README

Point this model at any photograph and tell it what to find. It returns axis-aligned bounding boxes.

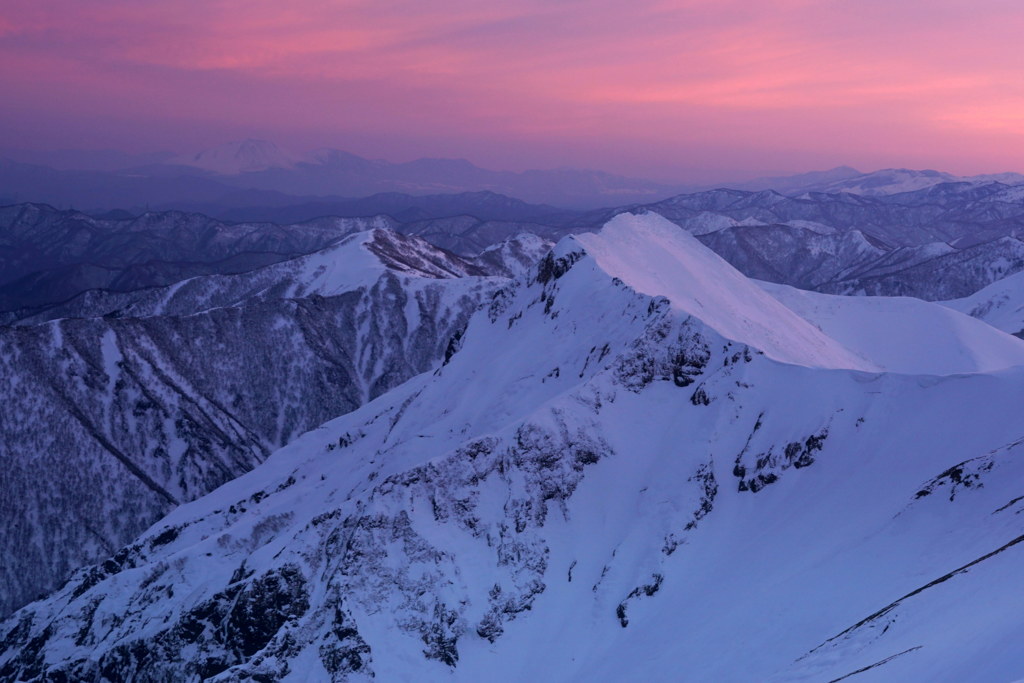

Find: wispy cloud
[1,0,1022,178]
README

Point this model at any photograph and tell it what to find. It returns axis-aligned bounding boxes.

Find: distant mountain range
[171,139,299,174]
[178,190,578,226]
[577,182,1024,300]
[0,203,553,319]
[5,177,1024,324]
[723,165,1024,195]
[0,141,685,210]
[5,139,1023,214]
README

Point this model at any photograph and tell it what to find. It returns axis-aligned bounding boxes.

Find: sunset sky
[2,0,1022,182]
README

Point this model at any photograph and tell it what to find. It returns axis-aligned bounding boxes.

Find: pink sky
[1,0,1022,181]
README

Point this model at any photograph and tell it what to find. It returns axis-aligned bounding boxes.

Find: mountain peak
[569,212,876,370]
[175,139,296,174]
[362,228,488,279]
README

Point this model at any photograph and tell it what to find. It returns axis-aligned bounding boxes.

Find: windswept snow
[763,280,1024,374]
[943,269,1024,338]
[573,212,876,370]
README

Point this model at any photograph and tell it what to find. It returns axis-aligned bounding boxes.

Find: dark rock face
[914,455,995,501]
[614,315,711,393]
[319,605,373,679]
[77,565,311,682]
[616,574,664,627]
[733,429,830,493]
[0,407,614,680]
[533,250,584,286]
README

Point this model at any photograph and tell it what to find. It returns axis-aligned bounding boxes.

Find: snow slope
[4,213,1024,682]
[943,270,1024,338]
[575,213,874,370]
[762,280,1024,374]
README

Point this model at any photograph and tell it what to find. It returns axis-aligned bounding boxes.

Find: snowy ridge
[943,270,1024,338]
[762,281,1024,374]
[786,167,1024,197]
[819,168,959,195]
[573,213,875,370]
[469,233,554,279]
[3,214,1024,681]
[173,139,297,174]
[0,204,389,321]
[23,226,492,322]
[580,182,1024,300]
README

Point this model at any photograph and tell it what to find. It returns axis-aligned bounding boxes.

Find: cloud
[1,0,1022,178]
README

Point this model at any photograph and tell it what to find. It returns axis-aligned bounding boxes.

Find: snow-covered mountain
[815,168,1024,196]
[729,166,1024,197]
[5,213,1024,681]
[0,229,501,619]
[0,204,545,322]
[818,235,1024,300]
[161,144,686,208]
[386,215,558,257]
[716,165,864,195]
[693,224,1023,300]
[0,204,376,320]
[814,168,961,195]
[172,140,298,175]
[7,178,1024,320]
[695,225,887,289]
[562,183,1024,299]
[581,183,1024,247]
[21,228,495,322]
[467,233,553,279]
